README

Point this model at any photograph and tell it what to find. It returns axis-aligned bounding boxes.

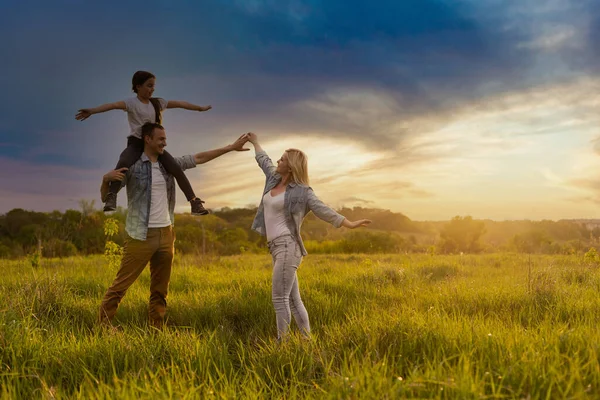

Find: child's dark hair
[141,122,164,140]
[132,71,156,93]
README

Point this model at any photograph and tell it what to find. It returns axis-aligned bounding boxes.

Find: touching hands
[230,134,251,152]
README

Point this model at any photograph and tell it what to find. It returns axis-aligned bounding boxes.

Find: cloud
[408,189,435,198]
[339,196,374,205]
[564,195,600,205]
[0,0,563,161]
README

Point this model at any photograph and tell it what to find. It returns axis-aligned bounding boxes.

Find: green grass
[1,253,600,398]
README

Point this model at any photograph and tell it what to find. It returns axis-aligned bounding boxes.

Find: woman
[247,132,371,341]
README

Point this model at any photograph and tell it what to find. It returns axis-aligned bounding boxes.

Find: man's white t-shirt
[148,161,171,228]
[123,97,168,139]
[263,191,291,242]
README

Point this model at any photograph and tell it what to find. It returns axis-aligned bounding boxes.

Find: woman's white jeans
[268,234,310,340]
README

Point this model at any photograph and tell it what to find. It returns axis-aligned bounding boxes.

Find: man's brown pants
[99,226,174,328]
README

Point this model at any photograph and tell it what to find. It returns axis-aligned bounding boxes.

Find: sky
[2,0,600,221]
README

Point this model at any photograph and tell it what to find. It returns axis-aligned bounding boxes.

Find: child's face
[136,78,156,98]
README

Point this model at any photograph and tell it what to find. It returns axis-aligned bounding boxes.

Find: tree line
[0,203,598,258]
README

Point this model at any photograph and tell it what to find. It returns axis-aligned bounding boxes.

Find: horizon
[4,204,600,224]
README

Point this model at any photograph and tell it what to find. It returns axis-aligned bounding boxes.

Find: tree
[439,216,486,253]
[509,230,551,253]
[218,228,252,255]
[79,199,96,218]
[341,231,401,253]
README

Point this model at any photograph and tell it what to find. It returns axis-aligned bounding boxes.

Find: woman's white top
[262,191,291,241]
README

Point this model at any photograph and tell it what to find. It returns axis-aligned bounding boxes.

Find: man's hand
[75,109,92,121]
[229,133,250,152]
[101,168,127,202]
[103,168,128,183]
[197,105,212,112]
[343,219,372,229]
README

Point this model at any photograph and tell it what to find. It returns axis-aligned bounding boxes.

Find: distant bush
[439,216,486,253]
[304,240,343,254]
[341,231,402,253]
[0,244,10,258]
[42,239,78,258]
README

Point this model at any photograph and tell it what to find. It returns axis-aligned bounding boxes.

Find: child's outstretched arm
[166,101,212,112]
[75,101,126,121]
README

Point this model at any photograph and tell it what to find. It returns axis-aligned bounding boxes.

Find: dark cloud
[0,1,535,143]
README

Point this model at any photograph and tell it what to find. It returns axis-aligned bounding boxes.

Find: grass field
[1,253,600,399]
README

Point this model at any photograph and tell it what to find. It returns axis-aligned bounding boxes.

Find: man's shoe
[103,193,117,212]
[191,198,209,216]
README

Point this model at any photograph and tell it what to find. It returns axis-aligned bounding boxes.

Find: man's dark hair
[141,122,164,141]
[132,70,156,93]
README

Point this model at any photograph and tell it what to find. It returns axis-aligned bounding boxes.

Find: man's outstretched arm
[193,133,250,164]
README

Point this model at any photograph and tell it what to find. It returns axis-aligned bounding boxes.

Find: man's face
[145,127,167,155]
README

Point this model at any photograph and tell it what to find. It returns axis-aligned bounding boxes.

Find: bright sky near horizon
[2,0,600,220]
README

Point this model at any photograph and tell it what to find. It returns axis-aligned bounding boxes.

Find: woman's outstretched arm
[247,132,277,178]
[307,188,372,228]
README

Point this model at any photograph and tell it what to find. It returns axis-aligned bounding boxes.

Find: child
[76,71,211,215]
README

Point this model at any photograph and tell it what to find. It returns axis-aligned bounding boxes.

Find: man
[99,122,249,328]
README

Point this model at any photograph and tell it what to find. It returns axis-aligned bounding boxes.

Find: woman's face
[276,152,290,175]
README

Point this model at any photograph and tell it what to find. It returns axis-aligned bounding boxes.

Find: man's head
[141,122,166,156]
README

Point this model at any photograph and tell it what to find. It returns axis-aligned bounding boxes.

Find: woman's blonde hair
[285,148,309,185]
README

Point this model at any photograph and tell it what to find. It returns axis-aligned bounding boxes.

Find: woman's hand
[342,219,372,229]
[246,132,258,144]
[246,132,264,153]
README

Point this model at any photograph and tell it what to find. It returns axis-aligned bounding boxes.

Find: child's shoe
[103,193,117,212]
[191,198,209,216]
